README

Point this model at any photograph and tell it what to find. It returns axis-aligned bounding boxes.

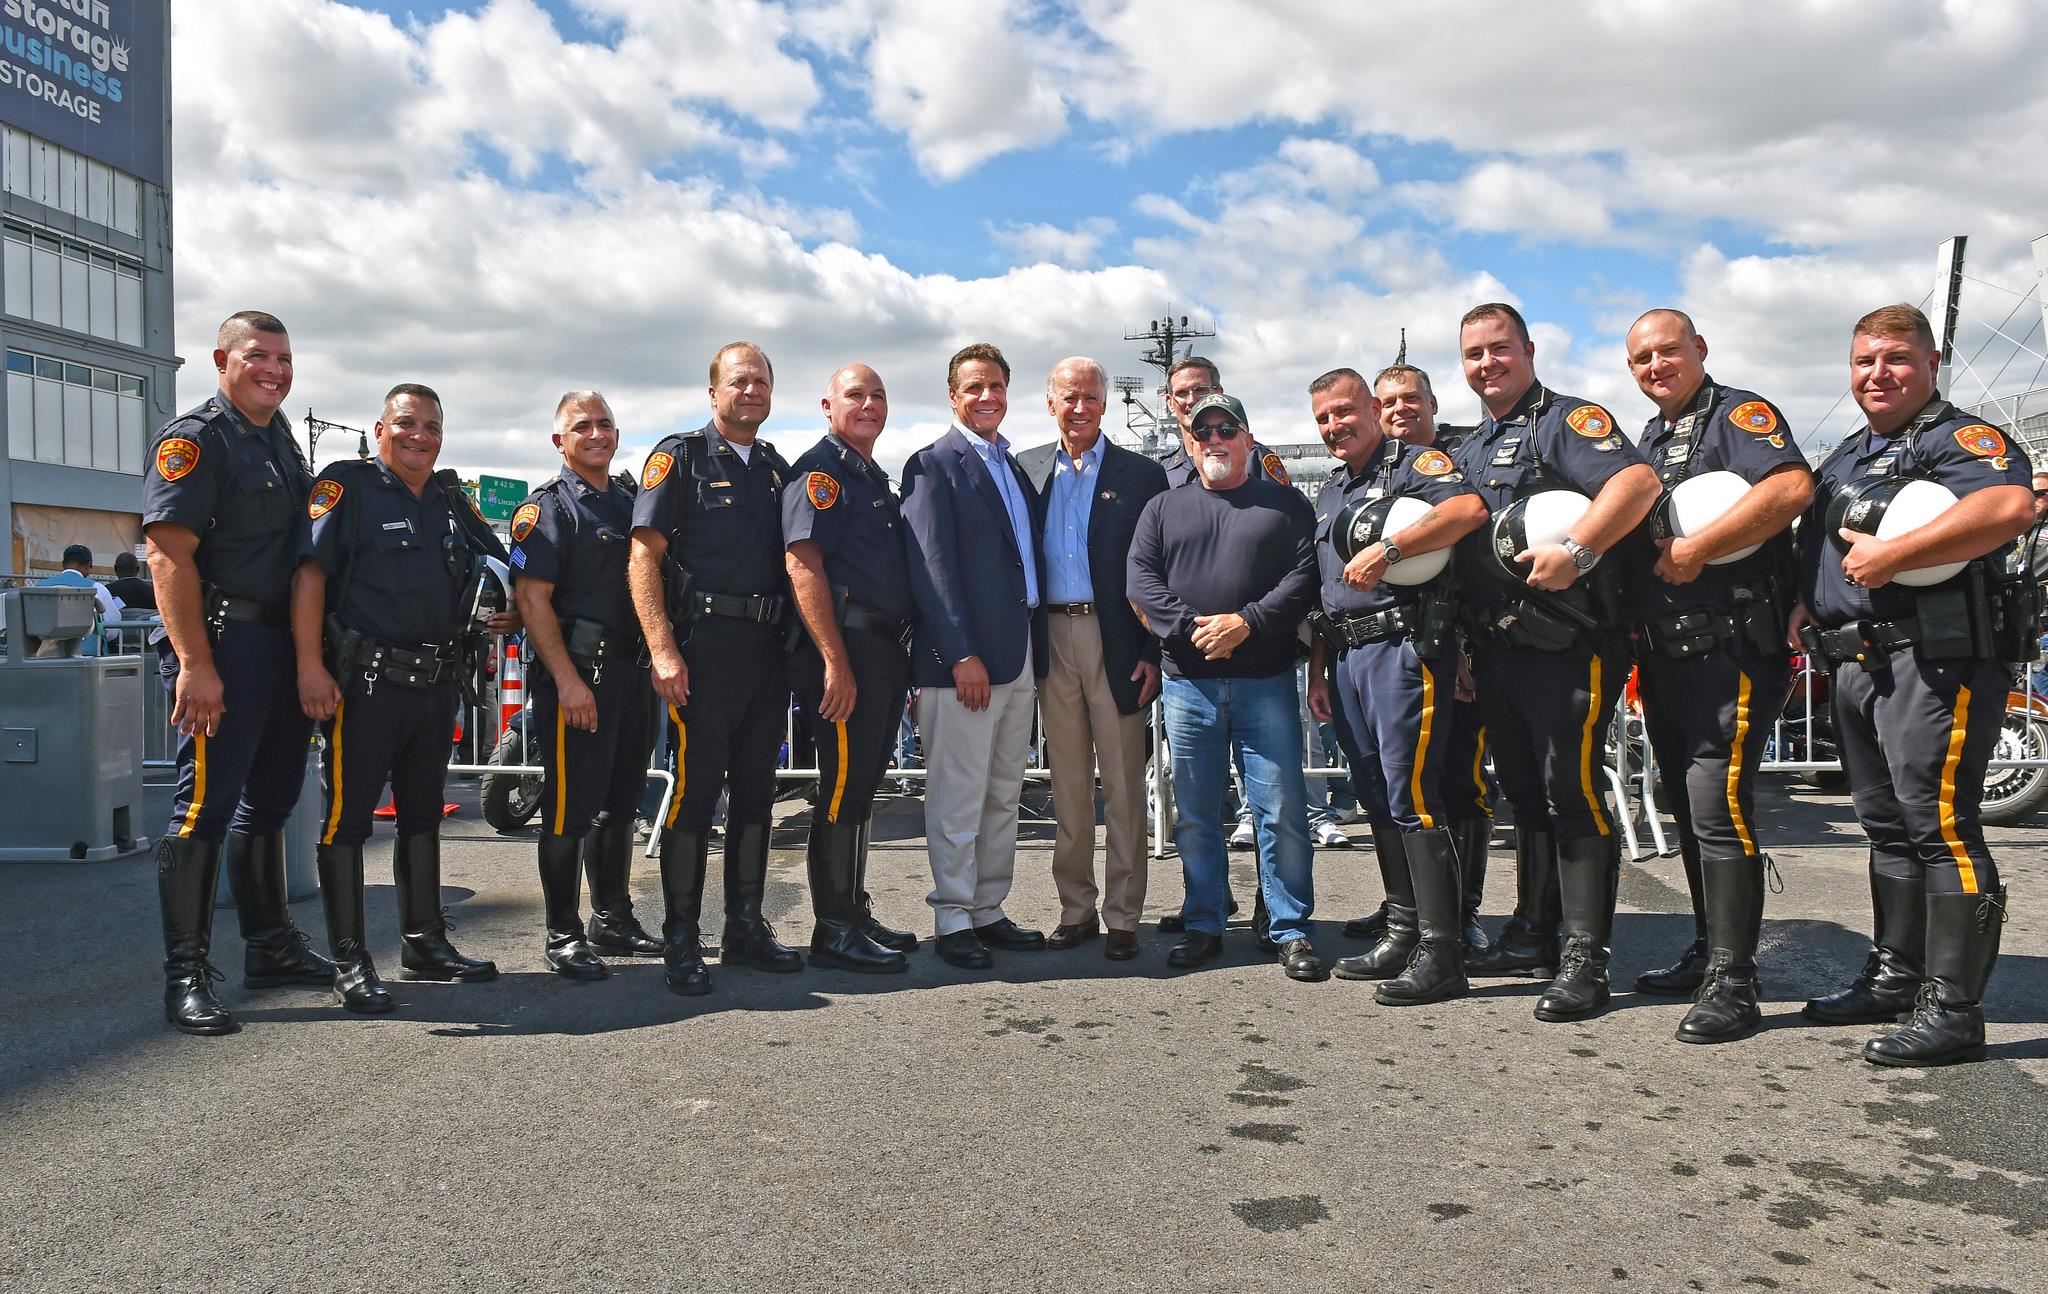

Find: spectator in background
[109,550,156,611]
[35,544,119,656]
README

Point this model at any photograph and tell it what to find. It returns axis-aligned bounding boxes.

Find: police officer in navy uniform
[1302,368,1489,1005]
[783,362,921,973]
[1616,310,1814,1043]
[628,342,802,996]
[1450,303,1662,1021]
[293,383,510,1013]
[142,310,333,1036]
[1794,304,2035,1067]
[1353,364,1495,958]
[508,391,662,982]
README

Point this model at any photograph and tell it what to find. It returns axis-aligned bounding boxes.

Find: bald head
[822,362,888,459]
[1626,307,1710,419]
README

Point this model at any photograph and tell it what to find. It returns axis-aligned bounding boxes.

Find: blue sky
[171,2,2048,480]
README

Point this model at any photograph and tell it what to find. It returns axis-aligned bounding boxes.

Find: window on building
[0,126,142,237]
[5,347,147,475]
[2,223,146,346]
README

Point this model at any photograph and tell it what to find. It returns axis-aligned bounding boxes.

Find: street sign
[476,474,528,522]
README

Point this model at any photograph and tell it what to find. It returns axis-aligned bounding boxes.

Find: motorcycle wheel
[481,726,544,832]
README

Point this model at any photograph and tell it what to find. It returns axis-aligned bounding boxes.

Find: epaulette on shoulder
[316,457,381,478]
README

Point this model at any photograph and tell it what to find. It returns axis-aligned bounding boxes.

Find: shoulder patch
[1565,405,1616,438]
[642,451,675,490]
[806,471,840,510]
[307,479,343,520]
[510,501,542,542]
[1728,400,1779,436]
[155,436,201,482]
[1954,424,2007,458]
[1261,451,1290,485]
[1413,449,1455,477]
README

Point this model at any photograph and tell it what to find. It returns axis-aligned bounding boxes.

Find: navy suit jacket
[900,425,1049,689]
[1017,438,1168,715]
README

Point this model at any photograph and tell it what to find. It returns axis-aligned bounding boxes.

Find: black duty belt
[1044,601,1095,616]
[358,639,458,691]
[689,590,786,624]
[1808,618,1922,665]
[1317,605,1415,650]
[203,587,288,630]
[558,616,643,684]
[1636,609,1738,660]
[842,600,914,645]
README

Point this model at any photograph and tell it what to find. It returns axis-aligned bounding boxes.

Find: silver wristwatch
[1380,540,1404,567]
[1561,538,1599,571]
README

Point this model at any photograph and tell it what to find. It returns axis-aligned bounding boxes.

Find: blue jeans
[1163,672,1314,941]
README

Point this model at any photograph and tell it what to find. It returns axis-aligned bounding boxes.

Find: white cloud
[988,217,1116,267]
[861,0,1067,179]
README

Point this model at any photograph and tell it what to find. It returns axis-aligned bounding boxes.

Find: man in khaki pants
[1018,358,1169,959]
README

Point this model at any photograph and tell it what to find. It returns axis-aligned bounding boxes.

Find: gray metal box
[0,648,148,863]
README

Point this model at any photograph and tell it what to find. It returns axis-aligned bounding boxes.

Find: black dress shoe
[973,918,1046,950]
[1167,932,1223,968]
[1047,917,1100,950]
[1157,913,1186,932]
[936,929,993,969]
[1280,938,1327,982]
[1104,929,1140,961]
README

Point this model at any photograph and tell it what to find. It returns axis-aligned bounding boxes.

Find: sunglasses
[1191,421,1242,443]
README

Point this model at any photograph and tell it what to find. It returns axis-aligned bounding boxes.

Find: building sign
[475,474,528,523]
[0,1,165,186]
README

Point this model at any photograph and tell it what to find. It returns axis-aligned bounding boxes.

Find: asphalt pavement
[1,774,2043,1294]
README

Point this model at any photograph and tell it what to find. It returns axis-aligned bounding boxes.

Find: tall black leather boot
[1468,826,1559,976]
[720,822,803,972]
[317,842,394,1015]
[393,832,498,982]
[1865,887,2005,1068]
[659,827,712,995]
[1637,835,1710,995]
[224,829,334,988]
[539,831,607,982]
[1677,854,1766,1044]
[1334,828,1418,980]
[583,816,663,956]
[1804,870,1923,1024]
[1452,816,1491,958]
[855,822,917,952]
[157,837,238,1035]
[1535,834,1617,1021]
[1341,901,1389,942]
[808,820,908,973]
[1376,829,1468,1006]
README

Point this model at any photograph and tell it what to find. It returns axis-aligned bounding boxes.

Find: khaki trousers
[917,644,1036,936]
[1040,613,1150,932]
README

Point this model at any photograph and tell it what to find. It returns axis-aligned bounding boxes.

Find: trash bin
[0,588,149,862]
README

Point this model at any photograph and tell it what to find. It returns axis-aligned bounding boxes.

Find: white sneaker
[1313,821,1350,848]
[1229,821,1256,850]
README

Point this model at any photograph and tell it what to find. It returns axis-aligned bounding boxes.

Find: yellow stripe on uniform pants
[664,704,687,829]
[552,703,569,836]
[1578,654,1611,836]
[1938,683,1979,893]
[1725,672,1755,856]
[1407,666,1437,830]
[826,720,850,823]
[321,699,347,845]
[177,731,208,838]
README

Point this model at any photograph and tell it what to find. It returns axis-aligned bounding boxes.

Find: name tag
[1663,444,1689,466]
[381,521,410,531]
[1490,437,1522,467]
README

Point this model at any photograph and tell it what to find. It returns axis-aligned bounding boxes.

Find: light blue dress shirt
[1043,438,1100,604]
[961,423,1039,609]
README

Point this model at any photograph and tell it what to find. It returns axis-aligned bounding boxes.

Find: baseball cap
[1189,392,1249,431]
[61,544,93,566]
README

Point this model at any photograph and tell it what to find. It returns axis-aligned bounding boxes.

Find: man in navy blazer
[1017,358,1169,960]
[900,342,1051,968]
